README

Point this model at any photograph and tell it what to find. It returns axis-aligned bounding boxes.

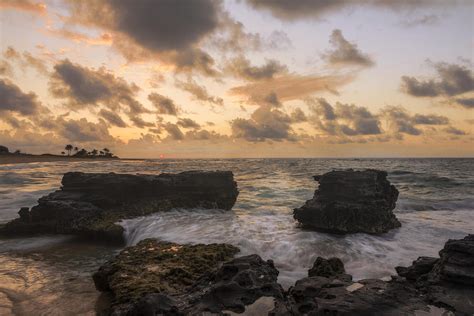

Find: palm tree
[65,144,73,156]
[74,147,79,154]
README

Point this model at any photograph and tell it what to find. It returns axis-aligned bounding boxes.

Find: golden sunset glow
[0,0,472,158]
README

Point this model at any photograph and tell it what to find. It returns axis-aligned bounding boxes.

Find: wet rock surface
[93,239,287,315]
[94,235,474,315]
[396,234,474,314]
[294,169,401,234]
[0,171,239,243]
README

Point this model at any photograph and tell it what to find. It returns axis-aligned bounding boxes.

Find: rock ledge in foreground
[0,171,239,243]
[93,239,287,315]
[294,169,401,234]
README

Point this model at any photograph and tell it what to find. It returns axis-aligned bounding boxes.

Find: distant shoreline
[0,155,120,165]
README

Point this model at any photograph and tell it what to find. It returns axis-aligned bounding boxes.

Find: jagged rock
[396,234,474,314]
[0,171,239,243]
[93,239,287,315]
[432,234,474,285]
[395,256,438,281]
[294,169,401,234]
[308,257,349,280]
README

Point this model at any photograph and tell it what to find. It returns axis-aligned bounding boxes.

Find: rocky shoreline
[0,171,239,243]
[1,168,472,314]
[94,235,474,315]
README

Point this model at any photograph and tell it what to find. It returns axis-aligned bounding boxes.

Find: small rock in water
[294,169,401,234]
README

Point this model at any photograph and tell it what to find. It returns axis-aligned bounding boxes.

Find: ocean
[0,158,473,315]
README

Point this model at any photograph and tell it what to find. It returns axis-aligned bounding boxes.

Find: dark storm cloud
[412,114,449,125]
[177,118,201,129]
[67,0,222,76]
[246,0,452,21]
[68,0,220,52]
[309,98,381,136]
[99,109,128,128]
[175,78,223,106]
[231,104,295,142]
[226,56,287,81]
[324,29,374,67]
[454,97,474,109]
[111,0,219,52]
[148,93,179,116]
[401,62,474,97]
[0,79,41,115]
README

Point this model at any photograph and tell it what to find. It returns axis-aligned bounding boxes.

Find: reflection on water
[0,158,473,314]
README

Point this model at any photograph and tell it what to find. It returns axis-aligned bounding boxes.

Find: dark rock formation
[0,171,238,243]
[308,257,348,279]
[294,169,401,234]
[395,256,438,281]
[93,239,287,315]
[396,234,474,314]
[93,236,474,315]
[0,145,8,154]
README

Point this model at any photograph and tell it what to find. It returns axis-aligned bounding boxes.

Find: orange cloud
[229,73,354,101]
[0,0,46,14]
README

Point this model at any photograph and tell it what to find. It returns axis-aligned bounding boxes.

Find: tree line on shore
[0,144,117,159]
[62,145,116,158]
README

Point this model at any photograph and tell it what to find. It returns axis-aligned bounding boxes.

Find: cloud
[0,60,13,77]
[57,117,116,142]
[309,98,381,136]
[290,107,308,123]
[323,29,374,67]
[0,0,46,14]
[401,14,440,27]
[412,114,449,125]
[401,62,474,98]
[381,106,422,136]
[177,118,201,129]
[99,109,128,128]
[164,123,184,140]
[231,103,295,142]
[0,79,41,115]
[246,0,452,21]
[226,55,288,80]
[230,73,354,101]
[444,126,467,135]
[454,97,474,109]
[49,59,151,126]
[175,78,223,106]
[148,93,179,115]
[65,0,224,76]
[3,46,48,75]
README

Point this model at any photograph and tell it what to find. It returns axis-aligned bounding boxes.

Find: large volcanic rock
[0,171,238,243]
[294,169,401,234]
[93,239,287,315]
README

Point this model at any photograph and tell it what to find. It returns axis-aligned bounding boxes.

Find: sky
[0,0,473,158]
